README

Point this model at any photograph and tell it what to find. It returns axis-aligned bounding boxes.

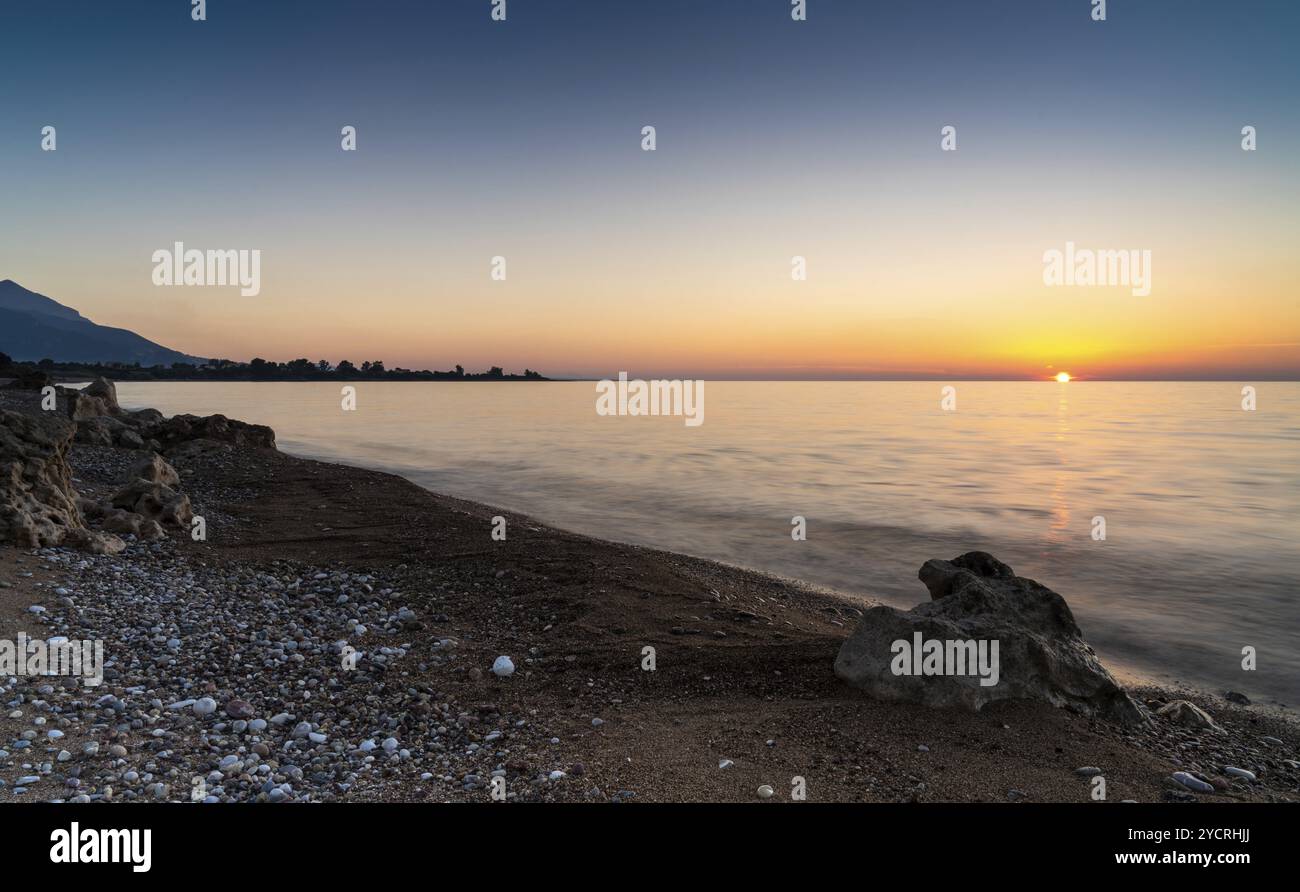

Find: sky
[1,0,1297,380]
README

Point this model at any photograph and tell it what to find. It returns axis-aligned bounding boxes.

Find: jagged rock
[74,414,150,449]
[76,496,106,520]
[834,552,1147,725]
[64,377,121,421]
[102,508,166,541]
[127,407,164,427]
[73,416,117,446]
[0,409,117,552]
[62,527,126,554]
[131,453,181,488]
[1157,699,1224,733]
[66,390,111,421]
[83,376,119,409]
[155,413,276,451]
[110,478,192,527]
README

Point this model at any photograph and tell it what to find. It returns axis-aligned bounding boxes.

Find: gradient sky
[1,0,1297,379]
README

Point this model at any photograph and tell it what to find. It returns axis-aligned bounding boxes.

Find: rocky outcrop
[834,552,1147,725]
[153,413,276,451]
[0,409,124,553]
[0,385,266,550]
[53,380,171,451]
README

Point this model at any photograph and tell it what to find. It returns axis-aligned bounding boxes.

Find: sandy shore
[1,387,1298,803]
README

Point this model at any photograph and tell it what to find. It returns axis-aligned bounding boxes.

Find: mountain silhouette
[0,279,203,366]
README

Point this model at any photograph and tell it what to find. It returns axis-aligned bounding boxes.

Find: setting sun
[1055,372,1072,383]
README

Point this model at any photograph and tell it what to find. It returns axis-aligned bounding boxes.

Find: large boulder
[83,376,119,409]
[64,377,122,421]
[110,478,192,527]
[834,552,1147,725]
[0,409,123,552]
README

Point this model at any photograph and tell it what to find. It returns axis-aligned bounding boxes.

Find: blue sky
[1,0,1297,377]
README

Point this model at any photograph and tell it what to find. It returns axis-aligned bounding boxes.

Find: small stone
[1157,700,1223,734]
[491,656,515,678]
[1223,767,1256,782]
[1172,771,1214,794]
[192,697,217,717]
[225,699,255,719]
[757,784,774,799]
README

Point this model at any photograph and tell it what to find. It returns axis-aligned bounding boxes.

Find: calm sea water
[117,381,1300,705]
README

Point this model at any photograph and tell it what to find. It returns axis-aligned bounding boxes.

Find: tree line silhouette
[0,352,547,383]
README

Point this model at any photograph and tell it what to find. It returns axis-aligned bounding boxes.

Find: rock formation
[66,376,120,421]
[153,413,276,451]
[834,551,1147,725]
[1,379,268,552]
[0,409,124,553]
[110,477,192,528]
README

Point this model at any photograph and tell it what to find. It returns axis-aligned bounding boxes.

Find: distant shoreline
[0,359,549,385]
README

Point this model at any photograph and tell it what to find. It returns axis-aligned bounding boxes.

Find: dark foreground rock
[0,380,267,553]
[834,552,1148,725]
[154,413,276,451]
[0,409,123,553]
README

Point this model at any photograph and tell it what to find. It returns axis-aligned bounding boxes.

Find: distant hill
[0,279,204,366]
